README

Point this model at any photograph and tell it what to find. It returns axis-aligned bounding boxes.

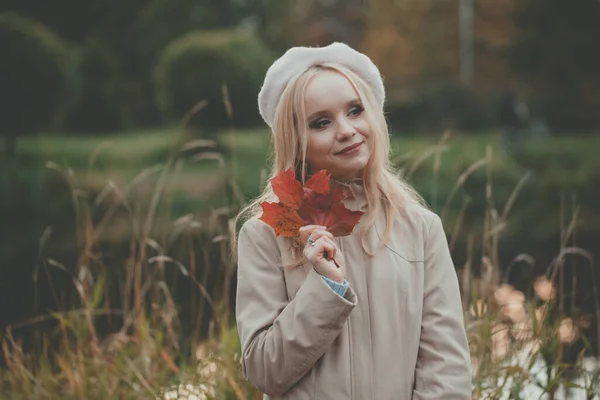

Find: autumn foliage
[259,169,364,237]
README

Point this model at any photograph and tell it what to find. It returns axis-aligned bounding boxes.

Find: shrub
[155,30,274,132]
[386,81,493,134]
[510,0,600,132]
[0,13,76,153]
[62,38,125,133]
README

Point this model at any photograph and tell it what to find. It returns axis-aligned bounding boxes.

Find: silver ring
[307,237,316,247]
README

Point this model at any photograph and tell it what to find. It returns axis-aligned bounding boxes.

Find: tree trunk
[459,0,475,86]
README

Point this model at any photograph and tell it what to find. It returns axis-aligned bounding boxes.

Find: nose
[335,117,356,141]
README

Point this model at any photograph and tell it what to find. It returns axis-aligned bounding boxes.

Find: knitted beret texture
[257,42,385,128]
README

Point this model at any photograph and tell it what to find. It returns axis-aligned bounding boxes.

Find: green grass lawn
[11,127,512,190]
[9,127,266,214]
[5,126,600,241]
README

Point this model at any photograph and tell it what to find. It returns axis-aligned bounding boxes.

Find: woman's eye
[349,105,364,116]
[309,119,330,130]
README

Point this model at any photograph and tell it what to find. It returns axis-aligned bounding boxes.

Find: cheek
[307,136,331,157]
[359,123,374,147]
[358,120,372,138]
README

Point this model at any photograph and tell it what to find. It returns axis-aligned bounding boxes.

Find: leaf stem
[324,251,340,268]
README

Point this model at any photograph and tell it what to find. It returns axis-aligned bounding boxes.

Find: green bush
[0,13,76,153]
[386,81,493,134]
[155,30,274,132]
[510,0,600,132]
[62,38,125,133]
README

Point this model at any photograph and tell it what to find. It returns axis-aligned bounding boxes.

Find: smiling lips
[336,141,363,155]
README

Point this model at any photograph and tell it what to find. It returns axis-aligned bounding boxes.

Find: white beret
[258,42,385,128]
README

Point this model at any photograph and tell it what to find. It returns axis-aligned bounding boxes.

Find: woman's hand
[299,225,346,284]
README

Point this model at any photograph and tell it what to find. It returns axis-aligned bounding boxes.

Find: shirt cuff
[320,274,349,297]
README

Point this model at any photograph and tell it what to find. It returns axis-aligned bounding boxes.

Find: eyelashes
[309,119,330,130]
[308,105,364,131]
[349,105,364,116]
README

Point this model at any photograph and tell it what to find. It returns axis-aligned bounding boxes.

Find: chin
[314,154,369,179]
[331,165,366,180]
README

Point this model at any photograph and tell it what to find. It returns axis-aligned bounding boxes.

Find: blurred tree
[134,0,277,55]
[1,0,160,130]
[0,0,92,42]
[474,0,518,94]
[278,0,367,48]
[362,0,458,93]
[155,30,274,132]
[362,0,521,97]
[0,13,77,154]
[362,0,485,133]
[132,0,284,127]
[1,0,281,131]
[510,0,600,131]
[62,38,126,133]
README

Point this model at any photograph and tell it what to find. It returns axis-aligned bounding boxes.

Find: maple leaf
[331,186,348,203]
[271,168,303,209]
[323,202,364,237]
[259,169,364,238]
[298,192,363,236]
[298,192,331,223]
[259,202,304,237]
[304,169,330,194]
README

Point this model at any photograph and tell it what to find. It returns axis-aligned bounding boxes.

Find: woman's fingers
[299,225,322,235]
[304,233,336,258]
[319,238,336,257]
[304,236,346,281]
[319,236,337,259]
[317,229,335,242]
[300,226,345,277]
[304,236,338,261]
[299,225,327,246]
[303,228,334,248]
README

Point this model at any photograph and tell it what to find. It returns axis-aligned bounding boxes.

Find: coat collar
[331,178,368,212]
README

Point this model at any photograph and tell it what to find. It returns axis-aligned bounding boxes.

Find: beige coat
[235,181,472,399]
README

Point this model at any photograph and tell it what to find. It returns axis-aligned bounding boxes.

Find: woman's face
[302,70,372,180]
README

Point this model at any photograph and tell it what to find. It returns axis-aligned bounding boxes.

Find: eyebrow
[306,98,362,121]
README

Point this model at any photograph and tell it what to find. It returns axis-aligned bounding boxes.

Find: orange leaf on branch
[259,169,364,238]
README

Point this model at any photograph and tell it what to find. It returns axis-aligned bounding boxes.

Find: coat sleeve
[412,214,472,399]
[235,218,357,397]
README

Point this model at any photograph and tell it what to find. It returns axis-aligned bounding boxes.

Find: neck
[332,176,363,184]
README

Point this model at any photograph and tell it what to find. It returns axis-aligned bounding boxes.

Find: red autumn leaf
[304,169,330,194]
[331,186,348,203]
[259,169,364,238]
[271,168,303,209]
[298,193,363,236]
[298,192,331,222]
[323,202,364,237]
[259,202,304,237]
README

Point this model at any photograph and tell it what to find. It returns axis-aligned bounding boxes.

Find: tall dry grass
[397,132,600,399]
[1,124,598,399]
[0,110,261,399]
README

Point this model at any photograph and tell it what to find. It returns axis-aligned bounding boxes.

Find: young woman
[234,42,471,399]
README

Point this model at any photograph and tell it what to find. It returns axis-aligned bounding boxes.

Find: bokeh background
[1,0,599,398]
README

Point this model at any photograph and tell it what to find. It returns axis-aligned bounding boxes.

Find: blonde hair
[233,63,426,262]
